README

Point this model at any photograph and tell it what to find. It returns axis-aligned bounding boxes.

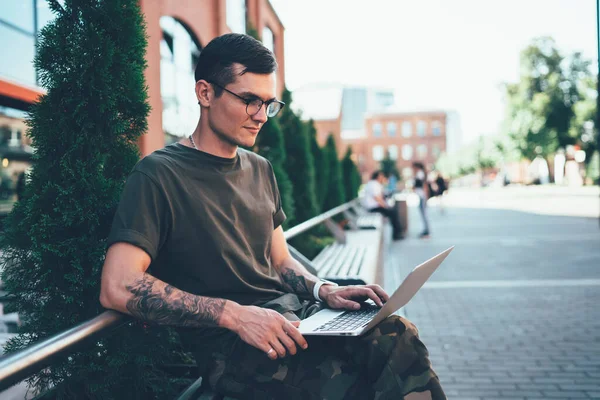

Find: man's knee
[369,315,420,339]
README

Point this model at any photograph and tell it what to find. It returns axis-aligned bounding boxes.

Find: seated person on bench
[362,170,403,240]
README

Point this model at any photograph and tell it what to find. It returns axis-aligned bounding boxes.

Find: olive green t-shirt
[107,143,287,306]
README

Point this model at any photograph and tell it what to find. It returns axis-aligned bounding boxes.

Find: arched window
[262,26,274,52]
[402,121,412,137]
[372,145,384,161]
[160,17,201,145]
[226,0,247,34]
[387,122,397,137]
[372,123,382,138]
[417,120,427,137]
[402,145,413,160]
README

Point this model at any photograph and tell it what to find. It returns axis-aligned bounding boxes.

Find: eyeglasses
[208,81,285,118]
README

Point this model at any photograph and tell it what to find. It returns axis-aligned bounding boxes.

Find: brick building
[293,85,451,182]
[361,111,447,181]
[0,0,285,157]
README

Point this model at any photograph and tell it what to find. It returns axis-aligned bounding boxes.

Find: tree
[244,23,296,227]
[586,151,599,184]
[341,147,362,202]
[253,118,295,229]
[570,75,598,164]
[379,152,399,180]
[323,135,345,210]
[504,37,593,160]
[307,119,329,212]
[278,88,319,224]
[0,1,185,397]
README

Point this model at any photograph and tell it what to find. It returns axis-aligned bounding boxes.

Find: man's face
[205,64,277,148]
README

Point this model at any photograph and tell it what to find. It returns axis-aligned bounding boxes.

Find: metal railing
[0,200,359,395]
[0,311,128,392]
[283,200,356,240]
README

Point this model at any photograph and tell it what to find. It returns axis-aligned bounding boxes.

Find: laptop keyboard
[314,307,380,332]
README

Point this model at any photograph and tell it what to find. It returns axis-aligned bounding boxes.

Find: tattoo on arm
[125,274,226,328]
[280,267,310,295]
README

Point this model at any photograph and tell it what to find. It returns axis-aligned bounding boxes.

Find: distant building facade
[293,84,454,182]
[362,111,447,181]
[0,0,285,157]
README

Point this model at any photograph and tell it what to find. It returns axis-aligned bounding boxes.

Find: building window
[0,24,36,86]
[226,0,246,34]
[402,121,412,137]
[387,122,397,137]
[160,16,201,145]
[262,26,274,52]
[372,145,384,161]
[432,145,441,158]
[402,145,413,160]
[0,0,59,87]
[432,121,442,136]
[388,145,398,160]
[1,1,34,33]
[402,167,413,180]
[417,121,427,137]
[373,123,382,138]
[417,144,427,159]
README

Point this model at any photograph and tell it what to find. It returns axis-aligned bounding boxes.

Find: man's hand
[224,304,308,360]
[320,284,390,310]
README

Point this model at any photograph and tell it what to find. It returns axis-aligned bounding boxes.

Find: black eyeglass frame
[207,81,285,118]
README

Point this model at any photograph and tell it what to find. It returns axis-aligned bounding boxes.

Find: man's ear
[196,80,212,107]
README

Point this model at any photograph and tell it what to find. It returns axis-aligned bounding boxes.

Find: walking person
[434,172,448,215]
[412,162,431,238]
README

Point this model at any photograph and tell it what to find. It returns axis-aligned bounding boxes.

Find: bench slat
[332,246,359,277]
[319,245,352,277]
[349,246,367,277]
[312,243,339,271]
[322,245,353,277]
[313,244,344,274]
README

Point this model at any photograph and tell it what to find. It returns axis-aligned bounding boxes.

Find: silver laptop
[299,247,454,336]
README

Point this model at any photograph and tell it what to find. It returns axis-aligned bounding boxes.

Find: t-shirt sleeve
[107,170,171,261]
[266,161,287,229]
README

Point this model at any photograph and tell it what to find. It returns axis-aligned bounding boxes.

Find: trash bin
[393,193,408,238]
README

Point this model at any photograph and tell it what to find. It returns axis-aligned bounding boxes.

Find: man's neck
[185,121,238,159]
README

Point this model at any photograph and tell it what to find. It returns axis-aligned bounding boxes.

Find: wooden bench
[343,202,383,230]
[308,213,384,286]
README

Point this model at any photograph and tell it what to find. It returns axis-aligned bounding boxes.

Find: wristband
[313,279,339,301]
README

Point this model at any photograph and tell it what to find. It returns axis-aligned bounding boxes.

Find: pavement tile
[385,201,600,400]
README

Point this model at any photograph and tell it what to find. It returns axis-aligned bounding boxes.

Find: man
[362,170,402,240]
[100,34,445,399]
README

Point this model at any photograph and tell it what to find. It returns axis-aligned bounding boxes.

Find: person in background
[434,172,448,215]
[412,162,431,238]
[362,170,402,240]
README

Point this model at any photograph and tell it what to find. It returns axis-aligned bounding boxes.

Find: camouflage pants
[205,315,446,400]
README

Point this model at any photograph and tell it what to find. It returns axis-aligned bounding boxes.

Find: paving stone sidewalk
[384,191,600,400]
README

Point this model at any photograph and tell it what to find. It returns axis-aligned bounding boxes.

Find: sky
[269,0,598,146]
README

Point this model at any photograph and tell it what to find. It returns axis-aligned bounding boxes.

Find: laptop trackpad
[299,308,345,334]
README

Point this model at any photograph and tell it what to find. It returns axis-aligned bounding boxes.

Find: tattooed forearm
[280,266,311,295]
[125,274,226,328]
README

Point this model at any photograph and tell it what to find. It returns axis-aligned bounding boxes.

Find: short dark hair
[412,162,425,171]
[194,33,277,96]
[371,170,383,180]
